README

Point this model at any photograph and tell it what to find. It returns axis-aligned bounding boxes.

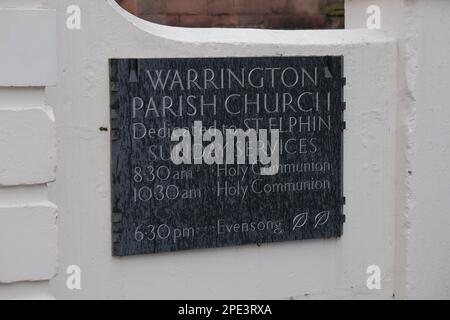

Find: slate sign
[110,56,345,256]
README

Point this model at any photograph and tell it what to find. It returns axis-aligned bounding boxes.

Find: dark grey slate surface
[110,56,345,256]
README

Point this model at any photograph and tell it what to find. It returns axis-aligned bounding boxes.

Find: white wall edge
[106,0,394,46]
[0,8,56,86]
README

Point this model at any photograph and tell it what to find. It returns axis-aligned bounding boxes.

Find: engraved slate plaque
[110,56,345,256]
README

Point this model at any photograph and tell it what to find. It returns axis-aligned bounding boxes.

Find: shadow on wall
[116,0,344,29]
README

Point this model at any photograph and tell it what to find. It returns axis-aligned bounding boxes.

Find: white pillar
[47,0,398,299]
[347,0,450,300]
[0,1,57,299]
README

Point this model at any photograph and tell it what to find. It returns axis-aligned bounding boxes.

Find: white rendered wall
[0,0,447,300]
[347,0,450,300]
[46,0,397,299]
[0,1,57,299]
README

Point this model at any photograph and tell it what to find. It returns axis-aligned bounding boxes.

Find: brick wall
[117,0,344,29]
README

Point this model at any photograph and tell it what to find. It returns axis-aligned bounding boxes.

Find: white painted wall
[346,0,450,300]
[46,0,397,299]
[2,0,448,300]
[0,2,57,299]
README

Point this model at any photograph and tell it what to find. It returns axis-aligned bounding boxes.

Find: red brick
[287,0,320,15]
[207,0,236,15]
[140,14,167,25]
[212,15,239,27]
[235,0,272,15]
[137,0,166,15]
[264,13,325,29]
[119,0,139,15]
[237,14,266,28]
[129,0,341,30]
[179,14,213,27]
[271,0,289,14]
[166,0,208,15]
[139,13,180,27]
[165,14,181,26]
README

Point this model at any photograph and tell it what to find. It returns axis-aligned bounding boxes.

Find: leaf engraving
[292,211,308,231]
[314,211,330,229]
